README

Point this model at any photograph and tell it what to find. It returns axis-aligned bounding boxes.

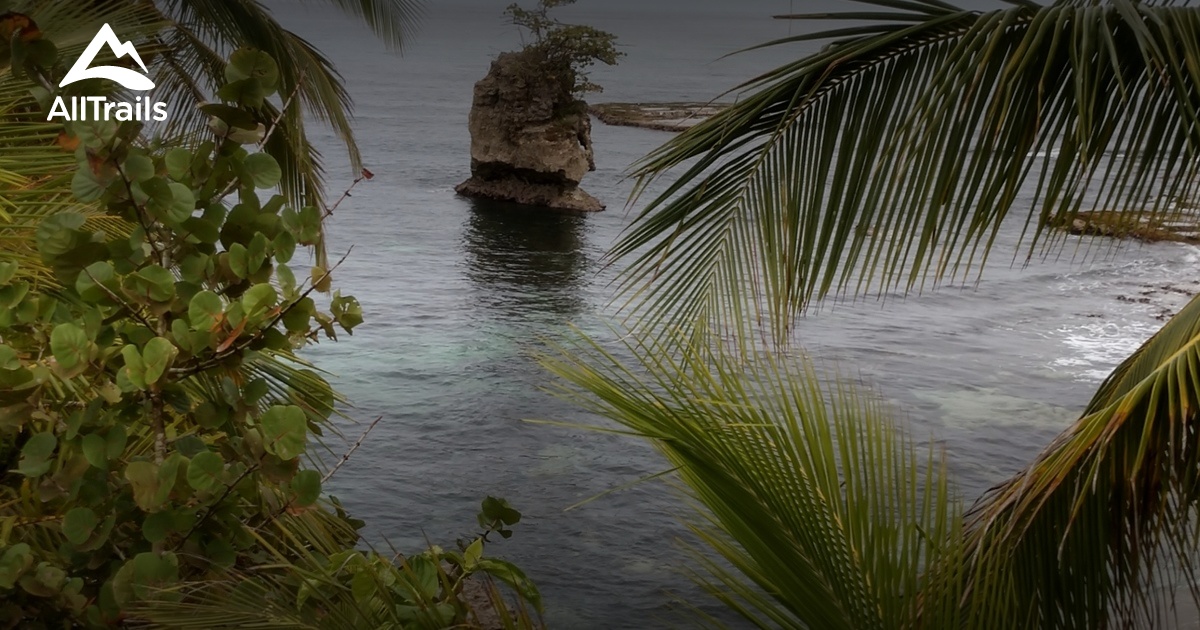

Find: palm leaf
[962,290,1200,628]
[616,0,1200,343]
[541,329,968,629]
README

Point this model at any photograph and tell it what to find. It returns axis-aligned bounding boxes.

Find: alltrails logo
[47,23,167,122]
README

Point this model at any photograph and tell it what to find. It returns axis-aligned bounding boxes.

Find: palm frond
[617,0,1200,343]
[541,329,967,629]
[0,0,163,286]
[154,0,355,210]
[963,290,1200,628]
[305,0,423,50]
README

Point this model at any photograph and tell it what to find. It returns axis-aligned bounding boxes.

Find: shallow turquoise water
[266,1,1200,626]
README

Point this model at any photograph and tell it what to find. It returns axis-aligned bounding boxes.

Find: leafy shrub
[0,22,539,629]
[504,0,623,96]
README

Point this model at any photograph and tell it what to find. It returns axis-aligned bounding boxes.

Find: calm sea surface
[265,1,1200,626]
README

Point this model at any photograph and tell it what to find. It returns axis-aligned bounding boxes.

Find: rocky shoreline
[589,101,726,132]
[1059,209,1200,244]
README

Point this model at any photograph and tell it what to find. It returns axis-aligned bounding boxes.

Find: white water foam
[1052,244,1200,382]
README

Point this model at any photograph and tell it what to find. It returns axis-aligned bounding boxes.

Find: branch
[322,169,374,219]
[322,415,383,483]
[169,247,354,378]
[175,456,263,550]
[215,74,308,203]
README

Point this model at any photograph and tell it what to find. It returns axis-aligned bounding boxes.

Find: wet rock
[456,51,604,212]
[1060,210,1200,244]
[589,101,726,132]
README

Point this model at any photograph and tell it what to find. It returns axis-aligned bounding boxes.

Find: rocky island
[456,51,603,212]
[456,0,621,213]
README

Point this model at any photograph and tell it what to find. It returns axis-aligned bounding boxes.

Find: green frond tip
[314,0,425,50]
[963,291,1200,628]
[541,328,969,629]
[617,0,1200,343]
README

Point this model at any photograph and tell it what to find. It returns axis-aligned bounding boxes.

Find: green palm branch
[542,331,970,629]
[616,0,1200,343]
[962,290,1200,628]
[555,0,1200,627]
[153,0,420,209]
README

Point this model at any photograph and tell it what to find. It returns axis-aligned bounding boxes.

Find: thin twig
[170,247,354,378]
[175,457,263,550]
[114,161,166,261]
[82,267,155,330]
[322,416,383,483]
[259,71,306,149]
[214,74,308,202]
[322,169,374,219]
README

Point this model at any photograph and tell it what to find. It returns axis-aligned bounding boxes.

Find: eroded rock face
[455,51,604,212]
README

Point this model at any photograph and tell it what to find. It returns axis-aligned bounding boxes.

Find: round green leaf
[164,148,192,180]
[123,154,155,183]
[141,337,177,386]
[35,212,86,257]
[228,243,249,279]
[81,433,107,469]
[244,153,281,189]
[50,323,90,369]
[165,182,196,223]
[242,283,277,322]
[273,230,296,264]
[62,507,98,545]
[71,169,107,203]
[124,461,160,512]
[226,48,279,92]
[131,265,176,303]
[18,432,57,477]
[186,451,224,494]
[260,405,307,461]
[121,345,146,390]
[292,469,321,507]
[142,512,173,544]
[76,261,116,303]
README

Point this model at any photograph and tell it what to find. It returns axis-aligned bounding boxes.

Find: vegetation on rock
[456,1,617,212]
[504,0,622,97]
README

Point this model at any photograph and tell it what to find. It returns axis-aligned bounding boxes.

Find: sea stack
[455,51,604,212]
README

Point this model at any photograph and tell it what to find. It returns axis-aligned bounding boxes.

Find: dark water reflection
[460,200,591,319]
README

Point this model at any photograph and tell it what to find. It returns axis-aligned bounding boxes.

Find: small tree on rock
[504,0,622,96]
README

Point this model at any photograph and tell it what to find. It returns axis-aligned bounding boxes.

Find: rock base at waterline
[456,177,604,212]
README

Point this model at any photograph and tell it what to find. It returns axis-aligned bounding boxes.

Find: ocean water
[263,1,1200,627]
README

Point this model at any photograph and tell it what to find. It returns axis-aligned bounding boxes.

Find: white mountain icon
[60,23,155,91]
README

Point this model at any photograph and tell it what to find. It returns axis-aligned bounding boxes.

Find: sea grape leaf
[121,345,146,390]
[186,451,224,495]
[260,405,306,460]
[62,507,98,545]
[165,148,192,180]
[123,154,154,182]
[141,337,177,385]
[331,292,363,333]
[226,48,279,92]
[76,261,116,303]
[50,323,89,369]
[243,153,281,189]
[125,461,160,511]
[18,432,57,477]
[292,469,321,507]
